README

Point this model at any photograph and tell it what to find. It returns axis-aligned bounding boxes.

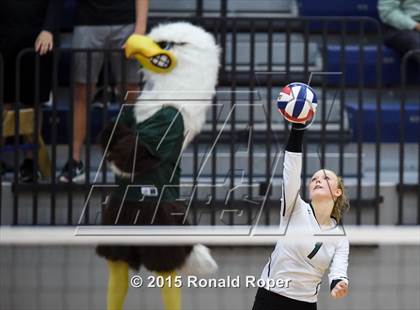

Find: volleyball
[276,82,318,123]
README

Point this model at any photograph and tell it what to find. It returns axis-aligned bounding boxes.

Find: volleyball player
[252,123,350,310]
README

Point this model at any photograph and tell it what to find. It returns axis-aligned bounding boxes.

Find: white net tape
[1,225,419,245]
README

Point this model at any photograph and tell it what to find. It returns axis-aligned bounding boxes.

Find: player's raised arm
[277,82,317,219]
[280,123,306,218]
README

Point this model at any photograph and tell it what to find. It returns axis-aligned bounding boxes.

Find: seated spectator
[378,0,420,64]
[0,0,62,182]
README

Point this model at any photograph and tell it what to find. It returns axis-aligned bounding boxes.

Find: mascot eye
[157,41,174,50]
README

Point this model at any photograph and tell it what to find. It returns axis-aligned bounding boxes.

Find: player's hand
[292,122,307,129]
[415,23,420,32]
[35,31,53,55]
[331,280,348,299]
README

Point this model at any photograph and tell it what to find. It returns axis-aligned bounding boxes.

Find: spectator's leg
[58,26,109,183]
[384,28,420,64]
[73,83,96,161]
[109,24,141,104]
[71,26,106,162]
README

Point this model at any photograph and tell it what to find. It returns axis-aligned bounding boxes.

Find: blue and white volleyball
[276,82,318,123]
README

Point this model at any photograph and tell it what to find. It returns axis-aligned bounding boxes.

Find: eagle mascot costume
[96,22,220,310]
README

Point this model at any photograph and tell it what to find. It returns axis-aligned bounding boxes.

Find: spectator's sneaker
[58,159,85,183]
[19,158,41,183]
[92,86,116,108]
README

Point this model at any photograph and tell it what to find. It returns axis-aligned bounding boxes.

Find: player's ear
[334,188,342,198]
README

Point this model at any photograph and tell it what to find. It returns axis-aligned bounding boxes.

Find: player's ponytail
[331,176,349,223]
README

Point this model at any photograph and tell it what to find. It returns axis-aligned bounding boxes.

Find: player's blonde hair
[331,176,349,222]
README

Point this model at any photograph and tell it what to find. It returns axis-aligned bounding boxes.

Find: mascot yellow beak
[125,34,177,74]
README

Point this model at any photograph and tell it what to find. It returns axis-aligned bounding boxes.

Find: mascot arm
[99,107,184,178]
[99,106,137,151]
[99,121,160,177]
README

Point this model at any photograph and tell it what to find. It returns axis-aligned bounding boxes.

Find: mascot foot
[179,244,218,276]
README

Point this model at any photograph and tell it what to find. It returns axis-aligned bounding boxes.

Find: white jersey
[259,151,349,303]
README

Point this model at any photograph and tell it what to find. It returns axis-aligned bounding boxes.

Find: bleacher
[27,0,420,162]
[1,0,419,227]
[50,0,418,145]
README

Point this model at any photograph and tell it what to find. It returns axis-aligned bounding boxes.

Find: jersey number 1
[307,242,323,259]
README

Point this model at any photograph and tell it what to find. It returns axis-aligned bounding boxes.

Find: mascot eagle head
[125,22,220,146]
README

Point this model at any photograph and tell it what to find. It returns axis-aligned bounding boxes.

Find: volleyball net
[0,225,419,310]
[1,225,419,245]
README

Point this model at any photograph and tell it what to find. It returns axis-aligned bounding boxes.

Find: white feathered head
[125,22,220,146]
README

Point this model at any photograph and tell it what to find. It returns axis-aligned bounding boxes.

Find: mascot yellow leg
[107,260,129,310]
[157,270,181,310]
